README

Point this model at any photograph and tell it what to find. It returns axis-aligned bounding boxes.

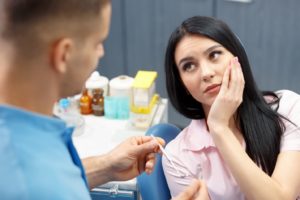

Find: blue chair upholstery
[137,123,181,200]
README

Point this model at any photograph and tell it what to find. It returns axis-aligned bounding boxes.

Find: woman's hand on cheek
[207,57,245,132]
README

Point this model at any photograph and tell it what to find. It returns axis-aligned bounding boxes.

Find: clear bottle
[91,88,104,116]
[80,88,92,115]
[57,98,85,136]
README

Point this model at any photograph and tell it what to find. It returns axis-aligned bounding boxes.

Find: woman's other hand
[173,180,210,200]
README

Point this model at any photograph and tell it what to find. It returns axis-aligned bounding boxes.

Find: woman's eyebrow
[203,44,223,55]
[178,44,223,66]
[178,56,194,67]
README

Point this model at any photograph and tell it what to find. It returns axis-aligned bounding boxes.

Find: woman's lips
[204,84,221,94]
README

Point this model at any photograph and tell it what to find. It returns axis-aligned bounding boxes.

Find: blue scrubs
[0,105,91,200]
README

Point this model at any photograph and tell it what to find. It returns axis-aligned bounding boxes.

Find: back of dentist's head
[0,0,107,60]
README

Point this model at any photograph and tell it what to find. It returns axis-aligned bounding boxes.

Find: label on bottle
[92,104,104,116]
[80,102,90,107]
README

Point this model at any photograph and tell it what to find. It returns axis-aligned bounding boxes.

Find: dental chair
[137,123,181,200]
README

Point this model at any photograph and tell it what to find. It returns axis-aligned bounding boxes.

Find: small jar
[91,88,104,116]
[80,88,92,115]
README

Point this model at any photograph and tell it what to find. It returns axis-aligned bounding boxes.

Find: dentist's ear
[50,38,74,74]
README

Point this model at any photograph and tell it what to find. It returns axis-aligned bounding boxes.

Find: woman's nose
[201,63,215,82]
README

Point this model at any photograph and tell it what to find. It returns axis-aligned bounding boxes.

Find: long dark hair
[165,16,286,175]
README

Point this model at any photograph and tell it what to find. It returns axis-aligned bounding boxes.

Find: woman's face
[175,34,235,112]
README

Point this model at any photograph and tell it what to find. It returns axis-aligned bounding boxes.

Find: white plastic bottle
[85,71,109,97]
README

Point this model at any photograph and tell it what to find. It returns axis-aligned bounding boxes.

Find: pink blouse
[162,90,300,199]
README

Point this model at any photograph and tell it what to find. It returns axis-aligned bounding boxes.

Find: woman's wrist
[207,121,229,133]
[208,123,232,143]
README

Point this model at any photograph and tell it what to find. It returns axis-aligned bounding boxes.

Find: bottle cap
[92,88,104,95]
[109,75,134,97]
[59,98,70,110]
[85,71,109,89]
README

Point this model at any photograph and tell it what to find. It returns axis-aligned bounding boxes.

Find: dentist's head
[0,0,111,114]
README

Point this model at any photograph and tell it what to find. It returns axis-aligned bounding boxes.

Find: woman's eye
[182,62,196,72]
[209,50,222,60]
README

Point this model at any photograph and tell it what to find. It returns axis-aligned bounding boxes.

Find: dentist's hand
[83,136,165,189]
[173,180,210,200]
[107,135,165,181]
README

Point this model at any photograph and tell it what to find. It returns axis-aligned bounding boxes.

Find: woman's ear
[50,38,74,74]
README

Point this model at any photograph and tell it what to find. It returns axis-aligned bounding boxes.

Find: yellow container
[132,71,158,108]
[131,94,159,114]
[130,95,160,129]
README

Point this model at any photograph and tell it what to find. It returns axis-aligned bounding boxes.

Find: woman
[163,16,300,199]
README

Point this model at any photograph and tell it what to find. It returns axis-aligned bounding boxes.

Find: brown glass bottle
[80,88,92,115]
[91,88,104,116]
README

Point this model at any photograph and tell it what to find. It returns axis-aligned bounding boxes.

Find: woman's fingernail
[236,57,239,61]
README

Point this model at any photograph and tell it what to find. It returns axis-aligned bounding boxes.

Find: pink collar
[181,119,216,151]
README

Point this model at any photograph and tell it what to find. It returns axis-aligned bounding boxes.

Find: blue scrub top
[0,105,91,200]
